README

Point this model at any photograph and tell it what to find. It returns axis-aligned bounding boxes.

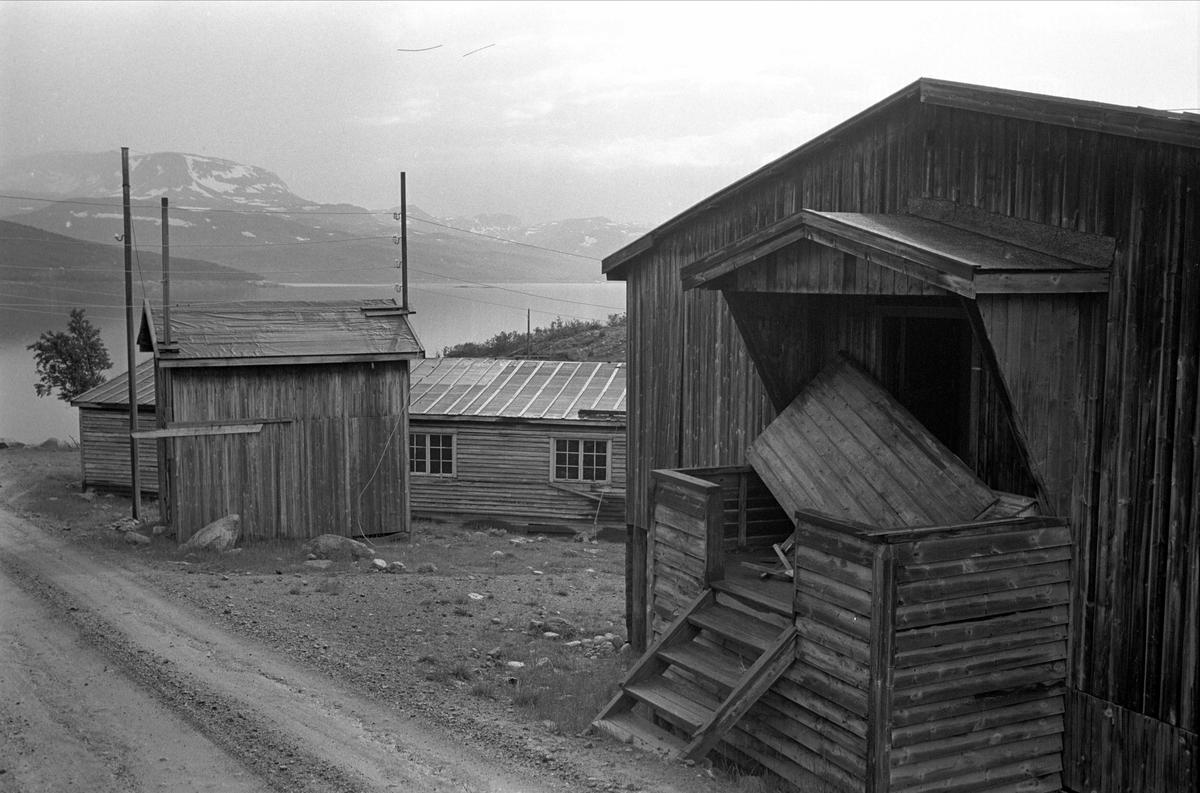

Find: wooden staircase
[592,579,797,761]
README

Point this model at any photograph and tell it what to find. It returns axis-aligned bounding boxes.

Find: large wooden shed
[596,79,1198,792]
[71,359,158,495]
[408,357,626,532]
[138,299,423,542]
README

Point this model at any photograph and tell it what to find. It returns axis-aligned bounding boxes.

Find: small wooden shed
[598,79,1198,792]
[408,357,626,532]
[71,359,158,495]
[138,299,423,543]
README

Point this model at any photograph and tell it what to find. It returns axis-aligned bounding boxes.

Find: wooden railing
[676,465,793,550]
[646,469,724,639]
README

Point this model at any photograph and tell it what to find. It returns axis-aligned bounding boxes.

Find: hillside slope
[442,314,626,362]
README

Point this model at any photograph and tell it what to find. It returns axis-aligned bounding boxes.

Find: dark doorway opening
[882,312,973,460]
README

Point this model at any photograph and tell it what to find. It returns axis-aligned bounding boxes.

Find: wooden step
[712,578,793,617]
[659,641,750,692]
[689,604,781,653]
[625,677,715,733]
[593,710,686,757]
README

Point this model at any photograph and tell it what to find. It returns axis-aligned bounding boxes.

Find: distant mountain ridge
[0,151,649,270]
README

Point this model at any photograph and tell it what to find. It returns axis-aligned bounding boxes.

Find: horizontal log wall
[409,421,625,528]
[167,362,408,542]
[648,472,721,640]
[79,407,158,494]
[888,519,1071,792]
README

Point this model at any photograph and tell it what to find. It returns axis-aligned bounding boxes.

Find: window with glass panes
[553,438,609,482]
[409,433,454,475]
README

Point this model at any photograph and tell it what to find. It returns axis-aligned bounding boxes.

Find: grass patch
[508,647,631,734]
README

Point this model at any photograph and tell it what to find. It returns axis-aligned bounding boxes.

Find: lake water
[0,281,626,445]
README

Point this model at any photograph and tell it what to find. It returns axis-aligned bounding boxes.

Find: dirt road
[0,503,558,792]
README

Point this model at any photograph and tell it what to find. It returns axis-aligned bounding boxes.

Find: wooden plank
[738,697,869,781]
[895,583,1069,629]
[795,518,878,567]
[891,661,1067,710]
[795,592,874,643]
[892,683,1065,729]
[895,623,1068,669]
[895,606,1068,652]
[866,543,897,793]
[893,640,1067,689]
[131,422,264,439]
[776,665,871,726]
[796,615,871,665]
[896,560,1069,605]
[888,735,1062,791]
[893,695,1065,749]
[891,715,1063,768]
[704,486,724,584]
[897,545,1071,582]
[797,564,873,615]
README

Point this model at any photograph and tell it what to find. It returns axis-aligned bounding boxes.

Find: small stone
[307,554,317,561]
[565,640,582,648]
[304,559,333,569]
[124,531,151,546]
[416,562,437,574]
[506,661,525,669]
[468,592,484,600]
[490,617,502,625]
[388,561,407,574]
[543,632,560,640]
[371,558,388,571]
[491,550,505,558]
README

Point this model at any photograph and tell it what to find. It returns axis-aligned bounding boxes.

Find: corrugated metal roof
[71,359,156,408]
[410,358,626,421]
[143,299,423,363]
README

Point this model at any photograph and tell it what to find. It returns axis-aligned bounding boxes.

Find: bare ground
[0,448,763,792]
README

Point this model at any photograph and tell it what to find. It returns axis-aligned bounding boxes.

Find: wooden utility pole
[526,309,531,358]
[121,148,141,519]
[162,197,171,345]
[400,172,409,312]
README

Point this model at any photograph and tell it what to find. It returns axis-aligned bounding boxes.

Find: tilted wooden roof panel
[747,355,997,529]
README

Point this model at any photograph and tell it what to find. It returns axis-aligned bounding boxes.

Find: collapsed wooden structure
[138,299,423,542]
[408,357,626,531]
[596,79,1198,792]
[71,359,158,494]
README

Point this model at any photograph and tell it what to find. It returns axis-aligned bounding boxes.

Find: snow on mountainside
[0,151,649,282]
[0,151,307,208]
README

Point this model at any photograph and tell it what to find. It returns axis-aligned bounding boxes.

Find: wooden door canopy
[747,355,1021,529]
[681,207,1112,296]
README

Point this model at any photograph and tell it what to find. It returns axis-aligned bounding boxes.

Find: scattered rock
[543,632,560,640]
[416,562,437,574]
[467,592,484,601]
[123,531,151,546]
[490,550,505,558]
[542,616,578,638]
[370,558,388,571]
[302,534,373,561]
[77,490,96,502]
[0,438,25,449]
[181,514,241,552]
[304,559,333,570]
[388,561,407,574]
[505,661,525,669]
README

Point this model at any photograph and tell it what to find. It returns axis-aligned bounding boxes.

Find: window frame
[409,430,457,478]
[549,435,613,485]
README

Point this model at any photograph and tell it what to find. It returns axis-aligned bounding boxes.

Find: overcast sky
[2,1,1198,226]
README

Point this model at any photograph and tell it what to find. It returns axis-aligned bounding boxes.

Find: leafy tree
[28,309,113,403]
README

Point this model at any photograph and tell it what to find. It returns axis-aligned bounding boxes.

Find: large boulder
[302,534,374,561]
[181,514,241,552]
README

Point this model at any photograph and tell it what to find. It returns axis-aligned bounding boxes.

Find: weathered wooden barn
[596,79,1198,792]
[71,359,158,494]
[408,357,626,532]
[137,299,423,542]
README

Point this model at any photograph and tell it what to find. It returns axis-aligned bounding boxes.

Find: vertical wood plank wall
[79,407,159,494]
[621,98,1199,788]
[167,362,409,541]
